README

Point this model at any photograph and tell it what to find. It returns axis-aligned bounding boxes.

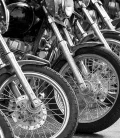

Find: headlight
[82,0,90,7]
[45,0,74,20]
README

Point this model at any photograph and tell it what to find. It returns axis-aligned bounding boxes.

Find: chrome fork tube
[62,25,74,47]
[47,17,87,90]
[94,2,115,31]
[80,2,111,50]
[63,22,89,76]
[76,20,88,38]
[9,81,21,98]
[0,34,39,108]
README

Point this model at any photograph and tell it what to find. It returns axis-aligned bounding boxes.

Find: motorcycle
[90,0,116,30]
[73,0,120,58]
[75,0,117,30]
[89,0,120,54]
[0,0,79,138]
[72,0,120,107]
[3,0,120,134]
[101,0,120,28]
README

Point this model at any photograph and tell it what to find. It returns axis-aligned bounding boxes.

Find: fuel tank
[4,2,34,37]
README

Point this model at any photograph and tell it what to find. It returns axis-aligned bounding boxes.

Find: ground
[73,118,120,138]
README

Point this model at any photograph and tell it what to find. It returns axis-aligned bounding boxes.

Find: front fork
[92,0,115,31]
[62,20,90,77]
[51,21,87,90]
[0,34,40,108]
[78,1,111,50]
[42,8,87,91]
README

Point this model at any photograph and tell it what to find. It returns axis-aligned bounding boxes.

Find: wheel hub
[88,72,108,101]
[11,95,47,130]
[80,80,92,95]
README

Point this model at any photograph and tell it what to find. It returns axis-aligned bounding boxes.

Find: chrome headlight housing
[45,0,74,19]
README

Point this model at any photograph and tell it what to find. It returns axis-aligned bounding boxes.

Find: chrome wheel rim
[0,127,4,138]
[107,39,120,57]
[59,54,119,123]
[0,72,70,138]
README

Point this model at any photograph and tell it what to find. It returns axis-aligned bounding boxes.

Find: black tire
[82,32,120,105]
[103,32,120,47]
[102,33,120,104]
[54,46,120,133]
[0,65,78,138]
[0,110,14,138]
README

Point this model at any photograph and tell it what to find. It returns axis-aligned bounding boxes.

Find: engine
[4,38,32,60]
[4,29,60,62]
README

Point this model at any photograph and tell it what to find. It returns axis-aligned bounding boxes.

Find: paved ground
[73,119,120,138]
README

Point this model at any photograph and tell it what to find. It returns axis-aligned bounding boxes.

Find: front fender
[100,29,120,41]
[72,41,103,53]
[80,33,96,43]
[18,59,50,67]
[25,54,50,66]
[52,42,103,71]
[85,29,120,42]
[101,29,120,35]
[80,30,120,43]
[0,59,50,76]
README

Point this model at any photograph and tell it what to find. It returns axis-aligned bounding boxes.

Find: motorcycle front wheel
[0,110,14,138]
[102,33,120,57]
[55,46,120,133]
[0,65,78,138]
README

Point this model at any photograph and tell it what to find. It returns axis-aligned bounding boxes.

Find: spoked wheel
[0,110,14,138]
[102,33,120,57]
[58,46,120,133]
[106,39,120,57]
[104,38,120,104]
[0,65,78,138]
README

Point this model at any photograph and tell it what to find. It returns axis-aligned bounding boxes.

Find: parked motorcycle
[89,0,120,52]
[3,0,120,134]
[71,0,120,108]
[75,0,118,30]
[101,0,120,24]
[90,0,116,30]
[0,0,79,138]
[73,0,120,58]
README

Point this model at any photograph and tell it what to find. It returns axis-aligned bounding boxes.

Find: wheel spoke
[46,106,64,119]
[45,95,55,105]
[0,71,70,138]
[60,54,119,123]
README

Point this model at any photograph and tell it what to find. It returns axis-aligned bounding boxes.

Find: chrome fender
[0,59,50,76]
[52,42,103,71]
